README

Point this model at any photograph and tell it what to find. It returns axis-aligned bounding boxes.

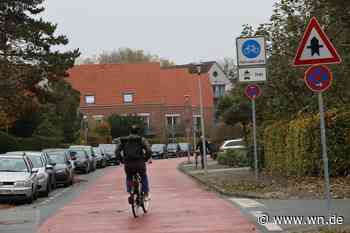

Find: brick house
[67,63,214,142]
[164,61,233,122]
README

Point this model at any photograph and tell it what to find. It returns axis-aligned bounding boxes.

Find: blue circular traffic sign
[242,39,261,59]
[304,65,333,92]
[245,84,261,100]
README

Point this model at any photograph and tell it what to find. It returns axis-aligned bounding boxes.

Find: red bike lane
[39,159,257,233]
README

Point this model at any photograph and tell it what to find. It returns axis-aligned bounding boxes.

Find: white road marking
[264,223,283,232]
[229,198,264,208]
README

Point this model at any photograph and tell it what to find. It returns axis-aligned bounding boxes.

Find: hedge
[263,108,350,177]
[0,131,63,153]
[217,149,248,167]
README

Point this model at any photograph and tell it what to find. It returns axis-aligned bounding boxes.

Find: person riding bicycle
[115,124,152,200]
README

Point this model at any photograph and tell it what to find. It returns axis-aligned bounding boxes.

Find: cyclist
[115,125,152,200]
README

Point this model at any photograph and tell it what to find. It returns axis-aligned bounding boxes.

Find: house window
[165,114,181,130]
[123,93,134,104]
[85,95,95,104]
[213,85,225,98]
[193,115,201,131]
[138,113,150,129]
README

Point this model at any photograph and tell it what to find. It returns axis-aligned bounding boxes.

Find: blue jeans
[126,174,150,193]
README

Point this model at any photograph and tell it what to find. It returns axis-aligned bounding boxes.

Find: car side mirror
[46,164,53,170]
[32,168,38,173]
[50,162,56,166]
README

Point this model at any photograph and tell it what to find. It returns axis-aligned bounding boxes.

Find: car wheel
[84,165,89,174]
[43,181,51,197]
[34,189,38,200]
[26,186,35,204]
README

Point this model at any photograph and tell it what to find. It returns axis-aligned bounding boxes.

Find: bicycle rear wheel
[131,193,141,218]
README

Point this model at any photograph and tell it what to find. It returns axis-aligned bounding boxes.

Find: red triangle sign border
[293,17,342,66]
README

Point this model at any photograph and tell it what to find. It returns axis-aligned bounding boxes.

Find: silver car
[0,154,38,203]
[25,152,52,197]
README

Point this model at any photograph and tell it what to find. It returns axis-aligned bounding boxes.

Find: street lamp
[82,115,88,145]
[196,63,207,172]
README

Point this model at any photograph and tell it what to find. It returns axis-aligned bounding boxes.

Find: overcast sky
[41,0,275,64]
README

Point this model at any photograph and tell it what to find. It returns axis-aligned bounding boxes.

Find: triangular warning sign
[293,17,341,66]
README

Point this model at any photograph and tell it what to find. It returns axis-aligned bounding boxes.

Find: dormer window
[85,95,95,104]
[123,93,134,104]
[213,71,218,77]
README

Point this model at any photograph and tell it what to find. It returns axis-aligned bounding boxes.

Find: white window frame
[137,113,151,129]
[166,114,181,129]
[85,95,95,104]
[123,93,134,104]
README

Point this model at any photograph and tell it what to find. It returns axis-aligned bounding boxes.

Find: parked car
[0,154,38,203]
[178,143,193,157]
[93,147,107,168]
[44,149,74,187]
[219,139,246,152]
[99,144,118,165]
[151,144,167,159]
[8,151,56,193]
[166,143,181,158]
[69,145,97,172]
[68,149,90,174]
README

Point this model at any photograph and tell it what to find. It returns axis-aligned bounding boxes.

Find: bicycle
[128,173,150,218]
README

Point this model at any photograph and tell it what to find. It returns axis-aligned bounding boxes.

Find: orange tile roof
[67,63,213,108]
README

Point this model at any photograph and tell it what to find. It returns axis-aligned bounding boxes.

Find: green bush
[0,131,19,153]
[0,131,62,152]
[217,149,248,167]
[263,108,350,177]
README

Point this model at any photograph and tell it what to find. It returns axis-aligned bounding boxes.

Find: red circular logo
[304,65,333,92]
[245,84,261,100]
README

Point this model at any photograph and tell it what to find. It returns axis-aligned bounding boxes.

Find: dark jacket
[196,139,212,155]
[115,134,151,164]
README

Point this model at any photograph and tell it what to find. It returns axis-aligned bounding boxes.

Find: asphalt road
[0,166,113,233]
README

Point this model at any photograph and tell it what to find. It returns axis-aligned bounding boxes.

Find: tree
[108,114,145,139]
[0,0,80,134]
[218,0,350,126]
[80,47,175,67]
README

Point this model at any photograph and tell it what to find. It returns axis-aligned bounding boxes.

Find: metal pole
[252,99,258,180]
[193,118,197,166]
[318,92,331,217]
[198,74,207,173]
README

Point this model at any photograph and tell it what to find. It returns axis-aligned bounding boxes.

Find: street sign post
[239,67,267,82]
[294,17,341,66]
[245,84,261,180]
[304,64,333,217]
[294,17,342,221]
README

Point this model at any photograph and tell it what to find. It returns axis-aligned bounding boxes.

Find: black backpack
[121,136,144,161]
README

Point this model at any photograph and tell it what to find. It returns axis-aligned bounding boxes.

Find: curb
[178,162,265,199]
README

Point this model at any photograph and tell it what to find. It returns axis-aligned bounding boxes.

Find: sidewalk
[39,158,257,233]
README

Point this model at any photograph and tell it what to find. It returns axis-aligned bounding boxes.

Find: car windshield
[70,150,86,159]
[167,144,177,149]
[47,153,66,164]
[225,141,244,147]
[99,144,116,153]
[27,154,43,168]
[151,144,164,151]
[0,158,29,172]
[179,144,189,150]
[70,146,92,156]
